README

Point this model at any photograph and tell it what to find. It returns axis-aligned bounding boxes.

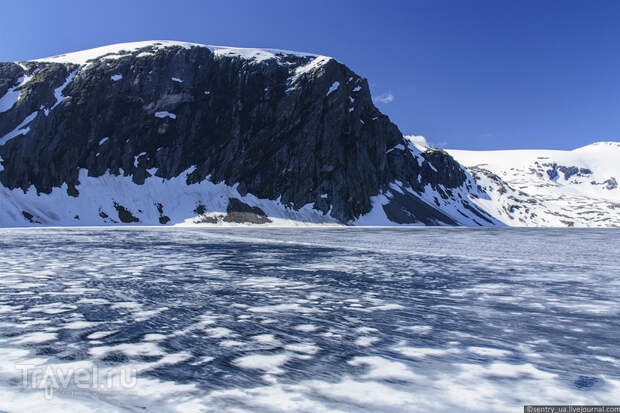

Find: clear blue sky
[1,0,618,150]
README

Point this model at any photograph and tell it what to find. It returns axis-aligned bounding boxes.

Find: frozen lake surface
[0,228,619,412]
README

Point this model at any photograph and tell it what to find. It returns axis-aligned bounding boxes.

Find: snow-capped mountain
[448,142,620,227]
[0,41,494,227]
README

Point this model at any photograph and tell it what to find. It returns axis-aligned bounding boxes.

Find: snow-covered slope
[0,168,340,227]
[448,142,620,227]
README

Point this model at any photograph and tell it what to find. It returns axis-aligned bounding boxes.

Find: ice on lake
[0,227,618,412]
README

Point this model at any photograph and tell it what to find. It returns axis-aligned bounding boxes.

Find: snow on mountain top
[210,45,320,63]
[448,141,620,205]
[574,141,620,152]
[447,141,620,173]
[30,41,191,64]
[404,135,429,151]
[29,40,324,65]
[446,141,620,227]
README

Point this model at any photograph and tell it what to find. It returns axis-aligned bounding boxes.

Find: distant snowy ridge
[448,142,620,227]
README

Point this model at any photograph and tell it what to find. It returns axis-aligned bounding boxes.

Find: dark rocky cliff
[0,41,490,225]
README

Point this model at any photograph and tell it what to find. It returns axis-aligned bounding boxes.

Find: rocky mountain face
[0,41,496,227]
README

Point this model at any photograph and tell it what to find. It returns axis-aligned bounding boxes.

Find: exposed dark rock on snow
[21,211,40,224]
[155,202,171,224]
[223,198,271,224]
[113,202,139,223]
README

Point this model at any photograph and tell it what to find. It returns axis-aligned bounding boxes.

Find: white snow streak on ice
[154,111,176,119]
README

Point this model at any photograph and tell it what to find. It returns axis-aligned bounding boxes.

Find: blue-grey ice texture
[0,228,619,412]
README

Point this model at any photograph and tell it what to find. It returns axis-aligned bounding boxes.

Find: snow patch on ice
[62,320,99,330]
[394,346,461,358]
[400,325,432,334]
[143,333,167,342]
[233,353,291,375]
[86,330,118,340]
[348,356,419,381]
[14,332,57,344]
[248,303,313,314]
[154,111,176,119]
[251,334,281,346]
[205,327,235,338]
[294,324,318,332]
[355,336,380,346]
[284,343,319,355]
[219,340,245,348]
[468,346,512,357]
[90,342,164,358]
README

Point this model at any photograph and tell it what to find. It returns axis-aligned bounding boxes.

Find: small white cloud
[403,135,448,150]
[373,91,394,104]
[404,135,429,151]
